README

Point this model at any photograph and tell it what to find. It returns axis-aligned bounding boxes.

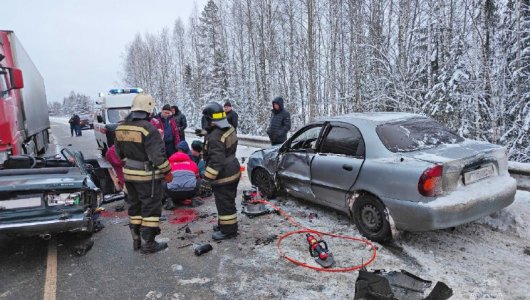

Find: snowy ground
[206,187,530,299]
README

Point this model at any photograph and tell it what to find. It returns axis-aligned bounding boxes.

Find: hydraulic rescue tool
[306,233,335,268]
[241,187,276,218]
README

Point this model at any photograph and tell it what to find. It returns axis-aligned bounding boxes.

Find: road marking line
[43,238,57,300]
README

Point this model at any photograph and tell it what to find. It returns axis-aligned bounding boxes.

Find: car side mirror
[97,115,103,123]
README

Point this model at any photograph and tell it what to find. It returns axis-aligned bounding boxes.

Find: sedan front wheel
[252,168,277,198]
[352,194,391,242]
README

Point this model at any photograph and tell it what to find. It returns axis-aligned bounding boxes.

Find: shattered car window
[321,126,364,157]
[376,117,464,152]
[290,126,322,151]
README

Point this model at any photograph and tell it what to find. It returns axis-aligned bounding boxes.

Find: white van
[94,88,144,156]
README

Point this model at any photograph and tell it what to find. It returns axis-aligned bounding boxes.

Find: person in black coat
[68,115,76,137]
[70,114,82,137]
[171,105,187,141]
[266,97,291,146]
[223,101,239,130]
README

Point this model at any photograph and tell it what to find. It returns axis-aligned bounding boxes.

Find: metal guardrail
[235,134,271,149]
[508,162,530,191]
[185,128,271,149]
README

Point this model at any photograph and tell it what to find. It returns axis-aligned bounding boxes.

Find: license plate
[0,197,42,210]
[464,165,494,185]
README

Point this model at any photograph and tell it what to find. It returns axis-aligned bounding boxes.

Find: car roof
[325,112,424,125]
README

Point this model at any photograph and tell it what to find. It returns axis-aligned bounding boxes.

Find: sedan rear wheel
[353,194,391,242]
[252,168,277,198]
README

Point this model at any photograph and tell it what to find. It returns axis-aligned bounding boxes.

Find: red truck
[0,30,50,163]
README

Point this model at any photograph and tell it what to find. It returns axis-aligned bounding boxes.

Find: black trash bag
[354,269,453,300]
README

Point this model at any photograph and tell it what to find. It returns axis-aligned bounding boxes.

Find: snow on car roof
[328,112,423,124]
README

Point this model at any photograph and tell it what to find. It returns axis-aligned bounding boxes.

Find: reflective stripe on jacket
[203,126,240,185]
[114,119,171,182]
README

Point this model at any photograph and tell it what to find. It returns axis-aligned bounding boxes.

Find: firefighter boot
[129,224,141,251]
[140,227,168,254]
[212,230,237,241]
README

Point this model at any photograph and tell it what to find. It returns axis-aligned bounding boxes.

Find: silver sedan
[247,112,517,242]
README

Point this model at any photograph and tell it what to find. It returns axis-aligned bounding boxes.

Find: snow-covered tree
[120,0,530,162]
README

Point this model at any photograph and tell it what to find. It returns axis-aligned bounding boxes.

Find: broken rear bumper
[383,175,517,231]
[0,210,91,236]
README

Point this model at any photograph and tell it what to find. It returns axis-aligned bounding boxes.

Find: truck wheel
[352,194,391,242]
[252,168,277,198]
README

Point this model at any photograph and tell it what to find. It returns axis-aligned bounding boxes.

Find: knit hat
[177,141,190,153]
[191,140,203,152]
[224,101,232,107]
[162,104,172,111]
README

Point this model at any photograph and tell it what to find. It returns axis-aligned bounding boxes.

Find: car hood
[401,139,503,163]
[0,174,87,192]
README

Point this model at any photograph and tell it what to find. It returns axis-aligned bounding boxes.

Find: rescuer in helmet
[197,102,240,240]
[114,94,173,253]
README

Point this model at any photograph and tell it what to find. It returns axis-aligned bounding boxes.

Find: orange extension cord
[250,199,378,272]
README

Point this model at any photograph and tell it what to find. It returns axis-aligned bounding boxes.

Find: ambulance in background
[93,88,144,156]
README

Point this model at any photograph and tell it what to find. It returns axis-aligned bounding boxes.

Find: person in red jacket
[164,149,201,208]
[150,116,164,137]
[105,144,125,192]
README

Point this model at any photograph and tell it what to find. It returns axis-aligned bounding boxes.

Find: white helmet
[130,94,155,113]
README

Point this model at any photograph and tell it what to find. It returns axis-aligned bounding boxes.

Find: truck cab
[93,88,144,156]
[0,30,50,163]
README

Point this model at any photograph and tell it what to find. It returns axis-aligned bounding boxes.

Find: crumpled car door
[311,124,365,210]
[276,125,324,203]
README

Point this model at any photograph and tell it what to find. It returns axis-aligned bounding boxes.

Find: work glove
[195,128,207,137]
[164,172,174,183]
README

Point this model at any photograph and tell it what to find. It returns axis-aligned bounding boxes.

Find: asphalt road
[0,120,305,300]
[0,121,258,300]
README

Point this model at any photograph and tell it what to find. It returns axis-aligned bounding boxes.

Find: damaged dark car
[0,149,102,238]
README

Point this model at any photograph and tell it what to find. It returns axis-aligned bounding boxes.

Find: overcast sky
[2,0,208,103]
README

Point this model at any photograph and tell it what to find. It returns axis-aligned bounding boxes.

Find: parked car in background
[79,114,94,129]
[247,112,517,242]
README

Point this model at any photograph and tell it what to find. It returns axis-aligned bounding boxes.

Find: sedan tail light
[418,165,443,197]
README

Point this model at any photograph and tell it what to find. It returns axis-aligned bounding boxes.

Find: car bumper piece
[383,175,517,231]
[0,211,90,235]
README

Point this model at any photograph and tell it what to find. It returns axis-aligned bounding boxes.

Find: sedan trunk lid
[402,140,508,193]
